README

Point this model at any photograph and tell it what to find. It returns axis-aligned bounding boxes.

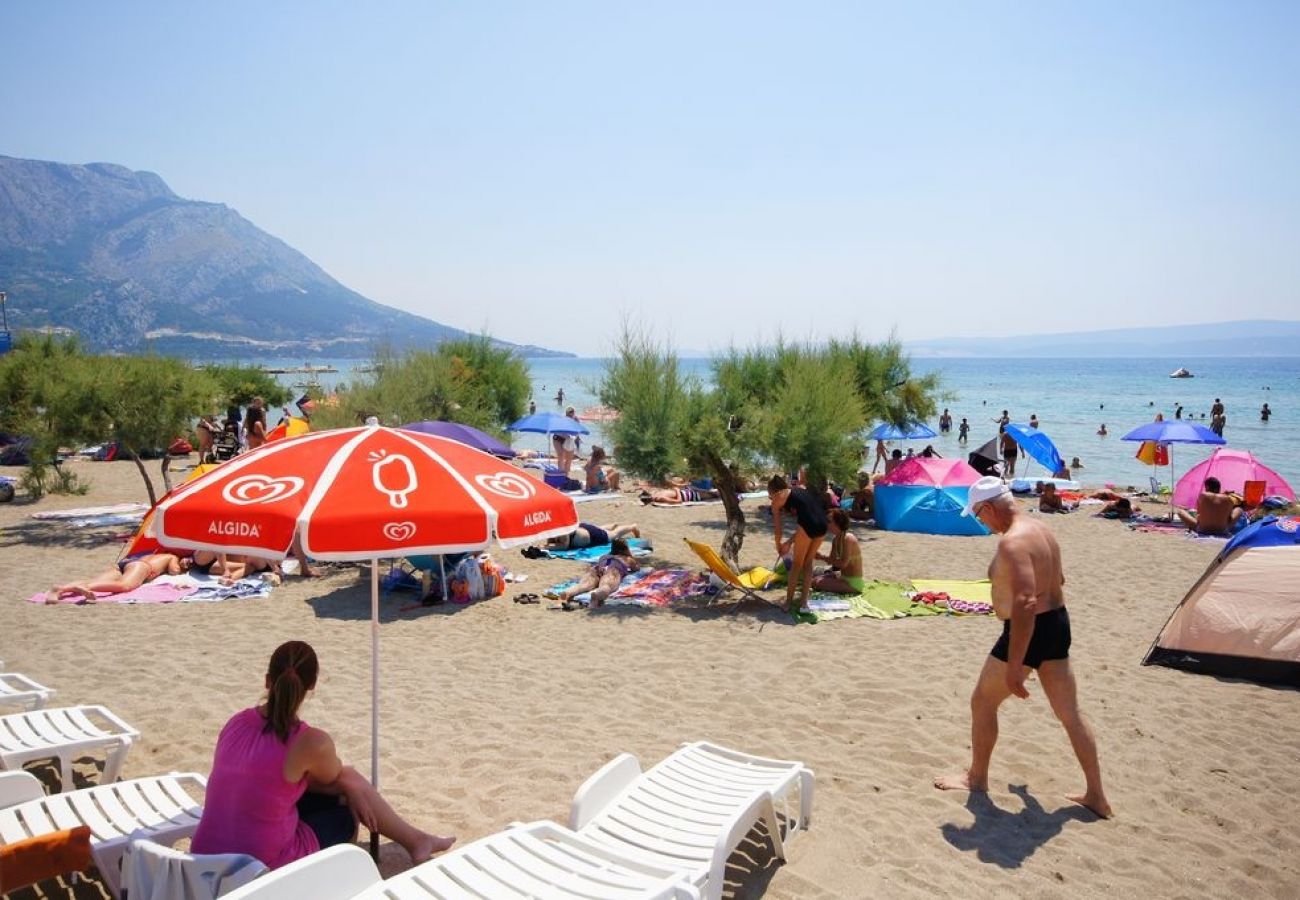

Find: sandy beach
[2,458,1297,899]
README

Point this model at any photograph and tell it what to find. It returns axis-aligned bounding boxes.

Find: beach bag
[478,555,506,598]
[450,555,485,603]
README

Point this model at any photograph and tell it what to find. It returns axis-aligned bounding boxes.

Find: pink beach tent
[1171,448,1295,510]
[876,456,982,487]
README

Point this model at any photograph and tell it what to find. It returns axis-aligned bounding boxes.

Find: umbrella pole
[439,555,448,603]
[370,557,380,861]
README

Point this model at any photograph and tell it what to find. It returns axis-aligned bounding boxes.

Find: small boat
[1169,367,1193,378]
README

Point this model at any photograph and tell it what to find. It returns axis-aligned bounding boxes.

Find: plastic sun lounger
[682,539,774,607]
[220,821,701,900]
[0,705,139,791]
[568,741,814,900]
[0,769,207,898]
[0,672,55,710]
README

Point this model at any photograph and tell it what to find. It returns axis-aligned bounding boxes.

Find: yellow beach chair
[683,539,780,607]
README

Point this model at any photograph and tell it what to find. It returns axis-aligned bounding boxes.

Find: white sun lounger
[220,821,701,900]
[0,672,55,710]
[0,705,139,791]
[567,741,814,900]
[0,769,206,897]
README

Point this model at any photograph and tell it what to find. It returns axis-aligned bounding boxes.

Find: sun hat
[962,476,1010,517]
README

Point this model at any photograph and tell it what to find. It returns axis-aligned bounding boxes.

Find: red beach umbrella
[153,425,578,799]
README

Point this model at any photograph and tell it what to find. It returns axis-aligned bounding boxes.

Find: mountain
[905,320,1300,358]
[0,155,570,358]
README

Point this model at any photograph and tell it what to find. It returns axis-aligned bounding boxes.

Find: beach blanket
[1127,519,1230,542]
[546,568,712,608]
[30,503,149,528]
[28,573,273,606]
[910,579,993,604]
[801,578,995,623]
[545,538,653,561]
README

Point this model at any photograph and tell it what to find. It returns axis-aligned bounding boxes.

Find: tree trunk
[703,450,747,570]
[160,454,174,495]
[126,448,157,508]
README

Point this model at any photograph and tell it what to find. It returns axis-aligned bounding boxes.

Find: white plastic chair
[122,835,266,900]
[0,672,55,710]
[567,741,814,900]
[0,769,206,897]
[220,822,700,900]
[0,704,138,790]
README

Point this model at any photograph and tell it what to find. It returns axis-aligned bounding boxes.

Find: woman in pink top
[192,641,455,869]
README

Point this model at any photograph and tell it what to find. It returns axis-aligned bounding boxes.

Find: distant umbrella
[867,422,937,441]
[402,421,515,458]
[1121,420,1226,495]
[507,411,590,435]
[1003,423,1064,477]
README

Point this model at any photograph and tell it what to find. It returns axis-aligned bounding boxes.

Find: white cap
[962,476,1010,516]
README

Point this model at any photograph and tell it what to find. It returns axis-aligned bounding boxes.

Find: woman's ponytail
[263,641,319,742]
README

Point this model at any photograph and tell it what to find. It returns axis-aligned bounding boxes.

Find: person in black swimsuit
[767,474,829,615]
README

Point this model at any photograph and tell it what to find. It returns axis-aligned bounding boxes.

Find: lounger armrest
[569,753,642,830]
[84,705,141,740]
[707,788,785,892]
[0,770,45,808]
[218,844,381,900]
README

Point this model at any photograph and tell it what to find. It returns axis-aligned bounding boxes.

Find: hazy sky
[4,2,1298,355]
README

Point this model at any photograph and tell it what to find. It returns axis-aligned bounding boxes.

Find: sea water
[267,356,1300,492]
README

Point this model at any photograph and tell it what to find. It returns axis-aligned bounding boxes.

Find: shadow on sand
[940,785,1095,868]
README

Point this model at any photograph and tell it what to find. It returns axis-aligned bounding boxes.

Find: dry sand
[1,458,1297,899]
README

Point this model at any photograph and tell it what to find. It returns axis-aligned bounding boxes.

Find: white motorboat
[1169,367,1194,378]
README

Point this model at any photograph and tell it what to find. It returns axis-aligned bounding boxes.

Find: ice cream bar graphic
[372,452,418,508]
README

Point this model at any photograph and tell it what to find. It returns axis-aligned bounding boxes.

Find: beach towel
[545,538,653,561]
[804,581,920,622]
[1127,519,1231,541]
[651,491,768,508]
[31,503,149,520]
[545,568,712,608]
[910,579,994,604]
[27,573,273,605]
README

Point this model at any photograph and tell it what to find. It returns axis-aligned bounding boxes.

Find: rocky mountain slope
[0,155,566,357]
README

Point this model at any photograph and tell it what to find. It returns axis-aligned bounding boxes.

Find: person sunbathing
[554,538,641,609]
[813,510,864,594]
[583,446,621,493]
[639,484,721,505]
[1038,483,1075,513]
[46,552,189,604]
[545,522,641,551]
[192,641,454,869]
[1175,476,1246,535]
[1100,498,1139,519]
[848,473,874,522]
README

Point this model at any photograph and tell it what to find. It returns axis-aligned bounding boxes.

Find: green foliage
[201,364,292,409]
[19,464,89,501]
[311,338,531,435]
[598,328,693,482]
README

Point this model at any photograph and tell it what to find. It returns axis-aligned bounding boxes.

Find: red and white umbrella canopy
[155,425,579,559]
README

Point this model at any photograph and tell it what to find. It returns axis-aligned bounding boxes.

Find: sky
[3,2,1298,356]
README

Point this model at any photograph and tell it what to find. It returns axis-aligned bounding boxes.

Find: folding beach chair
[682,539,777,608]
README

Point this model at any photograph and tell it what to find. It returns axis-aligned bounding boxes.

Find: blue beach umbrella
[1004,423,1064,477]
[867,422,938,441]
[507,411,590,435]
[401,421,516,458]
[1121,421,1226,496]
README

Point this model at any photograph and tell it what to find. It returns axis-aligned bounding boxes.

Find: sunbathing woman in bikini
[545,522,641,551]
[554,539,641,609]
[639,485,721,505]
[813,510,865,594]
[46,552,189,604]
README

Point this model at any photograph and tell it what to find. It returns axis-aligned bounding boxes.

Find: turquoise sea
[267,356,1300,492]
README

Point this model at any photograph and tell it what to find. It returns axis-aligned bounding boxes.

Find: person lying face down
[545,522,641,550]
[554,538,642,609]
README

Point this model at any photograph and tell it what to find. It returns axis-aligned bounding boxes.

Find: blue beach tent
[873,457,990,536]
[1143,516,1300,687]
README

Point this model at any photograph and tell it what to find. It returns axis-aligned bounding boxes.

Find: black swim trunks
[990,606,1071,669]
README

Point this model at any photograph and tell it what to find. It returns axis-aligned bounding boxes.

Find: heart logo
[221,474,305,506]
[383,521,417,542]
[475,472,536,500]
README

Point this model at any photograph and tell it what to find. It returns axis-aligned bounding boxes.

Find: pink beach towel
[29,582,199,605]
